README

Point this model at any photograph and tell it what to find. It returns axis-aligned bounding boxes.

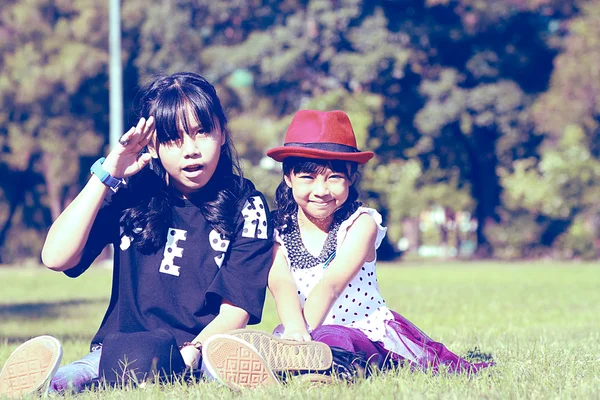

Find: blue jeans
[49,348,102,393]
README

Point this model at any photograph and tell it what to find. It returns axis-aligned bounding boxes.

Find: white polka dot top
[275,207,394,343]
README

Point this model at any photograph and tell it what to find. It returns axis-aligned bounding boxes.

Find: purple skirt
[383,310,493,373]
[311,310,494,374]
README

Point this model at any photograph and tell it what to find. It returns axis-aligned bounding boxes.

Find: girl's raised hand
[101,117,155,178]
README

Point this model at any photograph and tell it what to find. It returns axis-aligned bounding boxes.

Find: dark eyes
[165,137,183,146]
[297,174,345,180]
[165,129,207,145]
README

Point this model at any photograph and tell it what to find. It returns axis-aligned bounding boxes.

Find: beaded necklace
[282,215,340,270]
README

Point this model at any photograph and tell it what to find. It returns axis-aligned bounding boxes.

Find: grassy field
[1,261,599,399]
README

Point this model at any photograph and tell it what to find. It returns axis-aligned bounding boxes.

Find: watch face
[107,176,125,192]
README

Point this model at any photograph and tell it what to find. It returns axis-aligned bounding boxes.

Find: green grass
[1,261,599,399]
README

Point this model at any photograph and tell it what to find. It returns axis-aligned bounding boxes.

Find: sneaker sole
[227,329,332,372]
[0,336,62,398]
[203,334,279,391]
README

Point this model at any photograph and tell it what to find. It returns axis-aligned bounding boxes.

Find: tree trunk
[0,154,36,262]
[0,201,20,263]
[453,125,501,257]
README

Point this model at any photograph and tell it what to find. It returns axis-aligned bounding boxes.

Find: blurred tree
[197,0,565,257]
[414,70,540,254]
[0,0,597,261]
[532,0,600,155]
[488,1,600,259]
[0,0,108,262]
[497,125,600,258]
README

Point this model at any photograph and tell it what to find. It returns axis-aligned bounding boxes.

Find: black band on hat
[283,142,359,153]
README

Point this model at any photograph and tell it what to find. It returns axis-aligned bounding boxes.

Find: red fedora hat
[266,110,374,164]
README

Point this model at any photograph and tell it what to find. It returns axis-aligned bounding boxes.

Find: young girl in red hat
[263,109,494,375]
[200,109,494,390]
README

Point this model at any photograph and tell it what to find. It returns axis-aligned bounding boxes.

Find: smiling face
[285,163,352,224]
[150,104,225,197]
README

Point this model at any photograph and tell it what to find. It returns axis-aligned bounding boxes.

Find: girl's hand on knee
[102,116,156,178]
[282,328,312,342]
[180,344,201,369]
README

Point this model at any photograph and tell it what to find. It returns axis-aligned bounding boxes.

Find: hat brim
[267,146,374,165]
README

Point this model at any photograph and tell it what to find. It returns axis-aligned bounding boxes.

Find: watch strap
[90,157,125,192]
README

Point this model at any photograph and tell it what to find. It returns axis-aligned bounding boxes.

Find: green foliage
[415,71,534,168]
[362,160,472,244]
[496,124,600,259]
[329,8,411,83]
[503,125,599,217]
[532,1,600,151]
[485,210,547,259]
[1,0,599,261]
[241,160,282,210]
[364,160,473,219]
[426,0,583,34]
[554,212,599,259]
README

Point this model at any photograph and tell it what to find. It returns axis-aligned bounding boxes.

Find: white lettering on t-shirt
[209,229,230,268]
[159,228,187,276]
[241,196,268,239]
[119,235,132,251]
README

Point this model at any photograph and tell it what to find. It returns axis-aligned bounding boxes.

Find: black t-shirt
[65,179,273,347]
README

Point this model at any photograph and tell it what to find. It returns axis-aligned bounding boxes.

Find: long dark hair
[121,72,244,253]
[274,157,361,233]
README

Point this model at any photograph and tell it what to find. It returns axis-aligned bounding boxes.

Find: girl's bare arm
[268,244,312,341]
[302,213,378,329]
[179,299,250,368]
[41,117,155,271]
[193,299,250,345]
[41,177,111,271]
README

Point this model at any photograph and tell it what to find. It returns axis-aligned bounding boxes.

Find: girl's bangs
[153,87,219,144]
[289,158,356,176]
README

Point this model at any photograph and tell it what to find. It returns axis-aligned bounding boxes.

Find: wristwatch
[90,157,125,193]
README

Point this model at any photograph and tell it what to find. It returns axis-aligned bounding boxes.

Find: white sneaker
[227,329,332,372]
[0,336,62,398]
[203,334,279,391]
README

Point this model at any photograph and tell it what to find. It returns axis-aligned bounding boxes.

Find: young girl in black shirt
[0,72,274,397]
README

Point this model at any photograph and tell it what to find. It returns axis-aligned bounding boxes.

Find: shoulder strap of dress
[336,207,388,250]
